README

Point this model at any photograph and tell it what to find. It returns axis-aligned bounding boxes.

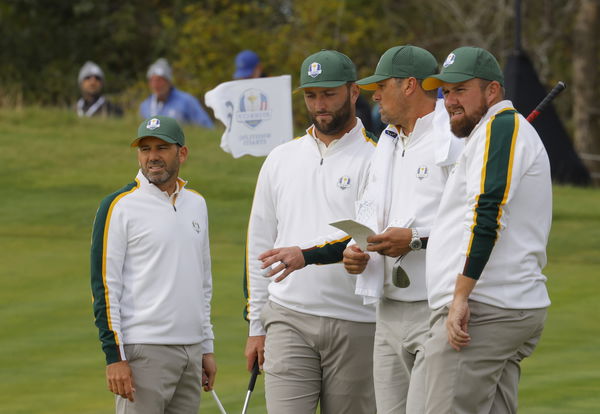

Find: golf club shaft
[241,390,252,414]
[211,389,228,414]
[241,359,261,414]
[526,81,566,122]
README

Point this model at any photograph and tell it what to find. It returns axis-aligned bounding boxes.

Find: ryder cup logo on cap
[443,53,456,68]
[308,62,322,78]
[146,118,161,130]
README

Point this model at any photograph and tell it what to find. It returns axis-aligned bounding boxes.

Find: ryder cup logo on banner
[308,62,322,78]
[235,88,272,128]
[443,53,456,68]
[146,118,160,130]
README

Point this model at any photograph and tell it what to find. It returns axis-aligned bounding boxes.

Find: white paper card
[329,219,376,251]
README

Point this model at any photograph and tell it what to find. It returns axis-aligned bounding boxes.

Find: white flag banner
[204,75,293,158]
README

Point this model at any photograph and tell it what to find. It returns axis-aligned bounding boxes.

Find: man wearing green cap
[91,115,217,413]
[244,50,378,413]
[422,47,551,414]
[336,44,462,414]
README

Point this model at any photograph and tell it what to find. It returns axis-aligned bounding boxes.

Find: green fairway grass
[1,107,599,413]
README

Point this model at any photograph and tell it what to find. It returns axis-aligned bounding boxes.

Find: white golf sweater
[426,100,552,310]
[91,171,214,364]
[245,119,377,336]
[379,111,460,301]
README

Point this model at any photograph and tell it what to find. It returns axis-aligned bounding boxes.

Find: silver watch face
[409,238,422,250]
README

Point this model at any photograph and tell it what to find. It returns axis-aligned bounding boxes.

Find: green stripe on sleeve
[463,110,518,279]
[90,181,136,364]
[242,250,250,322]
[302,236,351,265]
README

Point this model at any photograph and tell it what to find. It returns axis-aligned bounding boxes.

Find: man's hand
[366,227,412,257]
[201,353,217,391]
[446,298,471,351]
[259,246,306,282]
[106,360,135,402]
[446,274,477,351]
[343,245,370,274]
[244,335,265,372]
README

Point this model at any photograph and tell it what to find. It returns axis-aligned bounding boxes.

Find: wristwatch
[408,228,422,250]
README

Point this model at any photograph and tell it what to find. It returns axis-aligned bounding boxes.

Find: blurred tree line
[1,0,598,169]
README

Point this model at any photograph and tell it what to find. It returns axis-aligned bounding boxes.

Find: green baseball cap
[131,115,185,147]
[422,46,504,90]
[357,45,438,90]
[299,50,357,88]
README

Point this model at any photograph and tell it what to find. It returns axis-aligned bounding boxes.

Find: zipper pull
[402,149,405,157]
[320,158,324,165]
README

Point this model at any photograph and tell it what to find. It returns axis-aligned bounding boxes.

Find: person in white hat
[76,61,123,118]
[139,58,214,128]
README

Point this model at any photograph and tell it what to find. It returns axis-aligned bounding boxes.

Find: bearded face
[442,79,492,138]
[303,84,355,137]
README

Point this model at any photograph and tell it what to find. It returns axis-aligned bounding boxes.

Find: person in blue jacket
[139,58,214,128]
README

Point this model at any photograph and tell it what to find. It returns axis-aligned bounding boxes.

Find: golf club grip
[248,359,260,391]
[526,81,566,122]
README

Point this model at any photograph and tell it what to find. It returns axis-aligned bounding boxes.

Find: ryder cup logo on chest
[146,117,160,130]
[443,53,456,68]
[235,88,272,128]
[308,62,322,78]
[416,165,429,180]
[337,175,351,190]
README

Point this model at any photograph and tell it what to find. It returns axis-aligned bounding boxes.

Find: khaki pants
[116,343,204,414]
[424,301,547,414]
[261,300,376,414]
[373,298,430,414]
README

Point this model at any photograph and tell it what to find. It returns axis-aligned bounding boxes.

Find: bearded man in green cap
[423,47,552,414]
[244,50,378,413]
[91,116,217,413]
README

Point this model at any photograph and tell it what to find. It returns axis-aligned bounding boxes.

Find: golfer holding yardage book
[244,50,378,413]
[422,47,552,414]
[90,116,216,413]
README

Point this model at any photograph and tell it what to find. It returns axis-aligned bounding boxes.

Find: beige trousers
[424,301,547,414]
[261,300,376,414]
[373,298,430,414]
[115,343,204,414]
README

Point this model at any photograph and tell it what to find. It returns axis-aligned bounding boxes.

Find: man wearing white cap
[76,61,123,118]
[140,58,214,128]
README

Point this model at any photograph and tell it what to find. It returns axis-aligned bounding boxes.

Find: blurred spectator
[76,61,123,118]
[233,50,264,79]
[140,58,214,128]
